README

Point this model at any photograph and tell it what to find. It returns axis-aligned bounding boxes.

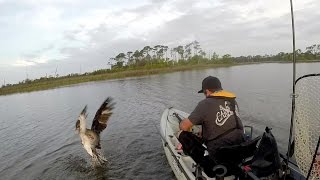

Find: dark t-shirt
[188,97,244,155]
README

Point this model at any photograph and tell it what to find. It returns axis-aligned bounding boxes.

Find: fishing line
[150,118,166,142]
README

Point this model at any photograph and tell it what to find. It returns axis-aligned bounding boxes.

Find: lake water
[0,62,319,180]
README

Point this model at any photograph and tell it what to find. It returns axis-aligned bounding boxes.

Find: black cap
[198,76,222,93]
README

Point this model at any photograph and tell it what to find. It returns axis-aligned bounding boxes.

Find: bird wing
[91,97,114,135]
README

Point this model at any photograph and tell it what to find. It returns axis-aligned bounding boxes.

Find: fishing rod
[285,0,297,173]
[173,112,183,122]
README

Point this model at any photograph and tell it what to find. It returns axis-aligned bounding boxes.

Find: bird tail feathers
[91,148,107,166]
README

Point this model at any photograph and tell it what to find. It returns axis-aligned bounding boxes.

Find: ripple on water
[1,63,319,179]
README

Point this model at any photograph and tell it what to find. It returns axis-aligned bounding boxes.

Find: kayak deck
[160,108,234,180]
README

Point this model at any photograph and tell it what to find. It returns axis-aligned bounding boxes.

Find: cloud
[13,60,36,67]
[49,0,319,74]
[22,44,55,58]
[11,44,57,67]
[12,57,49,67]
[0,0,320,83]
[58,0,189,61]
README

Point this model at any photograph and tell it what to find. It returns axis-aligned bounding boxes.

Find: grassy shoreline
[0,62,249,96]
[1,60,319,96]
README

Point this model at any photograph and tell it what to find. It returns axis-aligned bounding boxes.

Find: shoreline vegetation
[1,41,320,96]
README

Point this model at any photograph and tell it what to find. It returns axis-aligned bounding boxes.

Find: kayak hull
[160,108,233,180]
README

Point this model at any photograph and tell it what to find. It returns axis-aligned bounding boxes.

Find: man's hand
[179,118,193,131]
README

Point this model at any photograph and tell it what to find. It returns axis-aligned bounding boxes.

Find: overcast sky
[0,0,319,83]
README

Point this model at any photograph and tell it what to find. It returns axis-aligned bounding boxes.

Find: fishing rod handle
[173,112,183,122]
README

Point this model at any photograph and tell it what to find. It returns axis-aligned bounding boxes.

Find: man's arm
[179,118,193,131]
[180,100,206,131]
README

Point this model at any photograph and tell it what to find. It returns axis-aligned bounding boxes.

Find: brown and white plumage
[75,97,114,165]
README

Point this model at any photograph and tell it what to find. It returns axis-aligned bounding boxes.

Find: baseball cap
[198,76,222,93]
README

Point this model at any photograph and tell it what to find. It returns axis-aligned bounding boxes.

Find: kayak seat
[248,127,282,177]
[213,136,262,175]
[214,127,282,178]
[215,136,261,164]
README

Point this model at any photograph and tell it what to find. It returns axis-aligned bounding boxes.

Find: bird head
[75,105,87,133]
[75,119,80,132]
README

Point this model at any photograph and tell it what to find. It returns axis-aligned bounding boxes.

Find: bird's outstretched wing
[91,97,114,134]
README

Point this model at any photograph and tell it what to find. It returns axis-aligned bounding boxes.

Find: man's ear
[205,89,210,96]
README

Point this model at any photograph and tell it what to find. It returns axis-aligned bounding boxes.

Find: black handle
[173,112,183,122]
[213,165,227,180]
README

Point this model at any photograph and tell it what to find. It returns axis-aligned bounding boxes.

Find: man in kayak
[178,76,245,175]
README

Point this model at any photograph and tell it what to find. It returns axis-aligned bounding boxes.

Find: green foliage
[1,42,320,96]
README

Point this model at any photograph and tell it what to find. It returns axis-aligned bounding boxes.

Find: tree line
[1,41,320,88]
[110,41,320,68]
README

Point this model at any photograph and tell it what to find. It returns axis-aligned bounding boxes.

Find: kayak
[160,107,307,180]
[160,107,234,180]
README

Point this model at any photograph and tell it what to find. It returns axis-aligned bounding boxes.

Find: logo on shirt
[216,101,234,126]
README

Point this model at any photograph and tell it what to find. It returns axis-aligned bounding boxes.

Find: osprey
[75,97,114,166]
